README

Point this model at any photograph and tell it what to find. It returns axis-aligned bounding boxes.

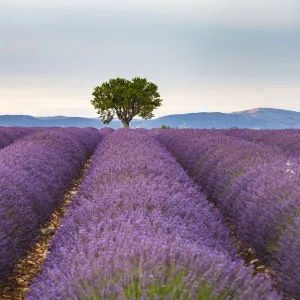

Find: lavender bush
[0,127,104,281]
[219,129,300,158]
[154,128,300,297]
[275,216,300,298]
[221,161,300,295]
[0,126,38,149]
[26,129,278,299]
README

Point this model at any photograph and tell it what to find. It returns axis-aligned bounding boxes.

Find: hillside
[0,108,299,129]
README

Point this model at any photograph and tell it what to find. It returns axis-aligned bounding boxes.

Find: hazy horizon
[1,107,300,120]
[1,0,299,117]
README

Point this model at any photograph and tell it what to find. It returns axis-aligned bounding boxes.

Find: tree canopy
[91,77,163,128]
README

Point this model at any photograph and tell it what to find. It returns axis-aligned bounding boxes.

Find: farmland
[0,127,299,299]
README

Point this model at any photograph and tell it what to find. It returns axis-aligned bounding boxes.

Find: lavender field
[0,127,299,299]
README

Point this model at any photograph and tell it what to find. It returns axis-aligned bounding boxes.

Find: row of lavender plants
[217,129,300,158]
[0,127,103,281]
[0,126,39,149]
[26,129,279,300]
[154,128,300,298]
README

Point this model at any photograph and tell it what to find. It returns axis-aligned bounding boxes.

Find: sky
[0,0,300,117]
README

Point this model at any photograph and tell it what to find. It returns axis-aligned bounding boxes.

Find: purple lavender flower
[0,126,38,149]
[0,127,104,280]
[154,128,300,297]
[26,129,278,299]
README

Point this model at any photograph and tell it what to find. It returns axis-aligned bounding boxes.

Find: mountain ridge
[0,108,299,129]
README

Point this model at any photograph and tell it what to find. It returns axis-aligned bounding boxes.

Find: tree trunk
[121,120,130,128]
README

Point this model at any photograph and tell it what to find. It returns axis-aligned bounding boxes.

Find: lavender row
[154,128,300,298]
[218,129,300,158]
[27,129,278,299]
[0,126,39,149]
[0,127,103,281]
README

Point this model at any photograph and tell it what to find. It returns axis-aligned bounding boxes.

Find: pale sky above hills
[0,0,299,117]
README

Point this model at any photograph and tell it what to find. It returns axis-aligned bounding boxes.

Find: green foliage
[91,77,163,128]
[161,125,171,129]
[80,265,235,300]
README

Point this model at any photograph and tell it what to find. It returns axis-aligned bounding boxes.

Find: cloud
[0,7,299,83]
[2,0,300,28]
[0,0,299,116]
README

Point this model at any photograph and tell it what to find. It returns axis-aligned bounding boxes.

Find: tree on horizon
[91,77,162,128]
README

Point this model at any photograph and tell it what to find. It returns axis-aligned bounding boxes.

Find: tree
[161,124,171,129]
[91,77,163,128]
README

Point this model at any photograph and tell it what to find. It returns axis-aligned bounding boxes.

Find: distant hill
[0,108,299,129]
